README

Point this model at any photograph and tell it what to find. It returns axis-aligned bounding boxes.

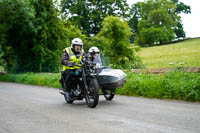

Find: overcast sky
[127,0,200,38]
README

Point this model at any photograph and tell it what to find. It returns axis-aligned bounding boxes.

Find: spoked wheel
[85,77,99,108]
[64,91,74,104]
[103,89,115,101]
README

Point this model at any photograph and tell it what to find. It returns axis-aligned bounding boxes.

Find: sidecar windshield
[93,54,102,67]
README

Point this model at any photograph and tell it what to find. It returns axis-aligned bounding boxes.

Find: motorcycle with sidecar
[60,54,126,108]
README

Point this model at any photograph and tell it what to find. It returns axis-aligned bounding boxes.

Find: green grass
[0,72,200,102]
[0,73,62,88]
[138,38,200,68]
[116,71,200,102]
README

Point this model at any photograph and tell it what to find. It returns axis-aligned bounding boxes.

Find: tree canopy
[128,0,191,46]
[172,0,191,38]
[61,0,129,36]
[97,16,140,68]
[0,0,191,72]
[0,0,83,72]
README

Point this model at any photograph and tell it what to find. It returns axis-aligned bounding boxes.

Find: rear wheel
[103,89,115,101]
[85,77,99,108]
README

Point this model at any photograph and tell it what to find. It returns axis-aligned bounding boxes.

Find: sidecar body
[96,67,126,89]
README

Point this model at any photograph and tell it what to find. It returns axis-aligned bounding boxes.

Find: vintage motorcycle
[60,54,99,108]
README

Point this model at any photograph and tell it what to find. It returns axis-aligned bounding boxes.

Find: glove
[72,62,77,66]
[72,62,81,67]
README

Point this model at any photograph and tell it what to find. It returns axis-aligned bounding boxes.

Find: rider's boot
[65,88,72,100]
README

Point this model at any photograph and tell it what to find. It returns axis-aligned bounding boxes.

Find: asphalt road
[0,82,200,133]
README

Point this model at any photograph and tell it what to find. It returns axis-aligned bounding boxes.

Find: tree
[0,0,36,72]
[0,44,6,71]
[172,0,191,14]
[64,20,86,47]
[134,0,178,46]
[30,0,69,72]
[97,16,140,68]
[0,0,71,72]
[128,0,191,41]
[0,16,7,71]
[128,2,141,43]
[172,0,191,38]
[128,3,141,34]
[61,0,129,36]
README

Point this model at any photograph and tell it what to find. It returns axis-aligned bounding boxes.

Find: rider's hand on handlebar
[72,62,81,67]
[88,61,95,66]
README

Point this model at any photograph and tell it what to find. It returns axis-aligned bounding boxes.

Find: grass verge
[0,71,200,102]
[0,73,62,88]
[117,71,200,102]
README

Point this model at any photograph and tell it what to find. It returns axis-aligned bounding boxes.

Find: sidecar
[95,67,126,100]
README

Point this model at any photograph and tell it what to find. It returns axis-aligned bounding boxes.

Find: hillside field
[138,38,200,68]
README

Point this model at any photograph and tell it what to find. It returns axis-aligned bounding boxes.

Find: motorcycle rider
[60,38,85,96]
[88,46,103,68]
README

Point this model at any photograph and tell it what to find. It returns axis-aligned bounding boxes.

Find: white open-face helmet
[88,47,100,53]
[71,38,83,49]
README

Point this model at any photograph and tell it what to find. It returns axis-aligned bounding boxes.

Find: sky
[127,0,200,38]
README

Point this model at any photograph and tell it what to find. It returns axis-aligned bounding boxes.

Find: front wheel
[103,89,115,101]
[85,77,99,108]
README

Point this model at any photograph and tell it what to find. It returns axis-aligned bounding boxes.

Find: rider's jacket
[61,47,84,71]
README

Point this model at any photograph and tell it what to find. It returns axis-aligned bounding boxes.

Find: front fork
[82,69,90,96]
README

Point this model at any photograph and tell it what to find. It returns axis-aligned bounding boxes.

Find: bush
[117,71,200,102]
